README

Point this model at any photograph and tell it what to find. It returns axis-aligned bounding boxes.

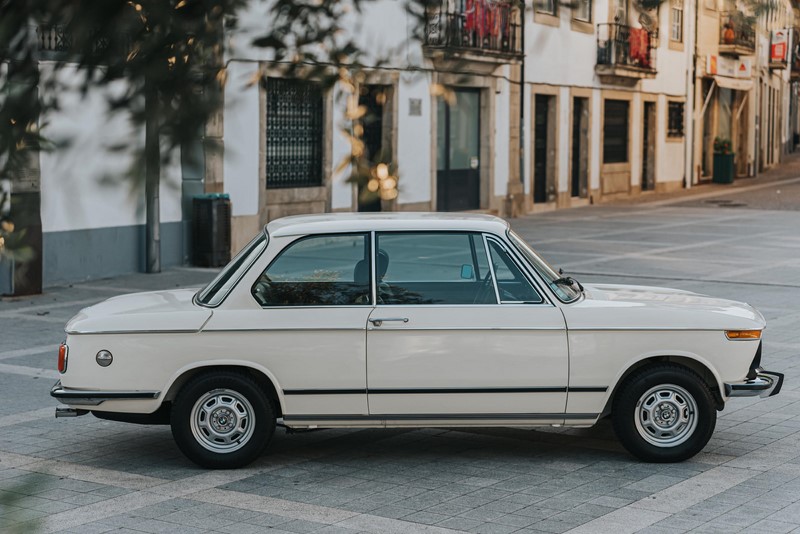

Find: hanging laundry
[465,0,477,32]
[629,28,650,67]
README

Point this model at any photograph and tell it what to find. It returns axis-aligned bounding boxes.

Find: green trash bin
[712,153,735,184]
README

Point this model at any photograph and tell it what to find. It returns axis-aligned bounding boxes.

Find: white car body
[52,213,782,465]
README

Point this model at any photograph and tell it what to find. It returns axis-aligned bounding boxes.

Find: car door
[236,232,373,418]
[366,232,569,424]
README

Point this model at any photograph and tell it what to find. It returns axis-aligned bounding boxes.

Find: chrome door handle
[369,317,409,327]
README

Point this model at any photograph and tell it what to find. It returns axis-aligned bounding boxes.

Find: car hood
[65,288,212,334]
[564,283,766,330]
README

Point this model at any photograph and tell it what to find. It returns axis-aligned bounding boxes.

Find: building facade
[693,0,796,182]
[7,0,800,289]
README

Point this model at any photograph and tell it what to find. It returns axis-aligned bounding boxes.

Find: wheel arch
[599,354,724,418]
[162,361,284,418]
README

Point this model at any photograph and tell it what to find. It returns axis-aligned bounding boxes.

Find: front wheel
[612,364,716,462]
[171,371,275,469]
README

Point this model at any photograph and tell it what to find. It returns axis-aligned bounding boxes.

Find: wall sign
[409,98,422,116]
[771,29,789,64]
[706,55,751,78]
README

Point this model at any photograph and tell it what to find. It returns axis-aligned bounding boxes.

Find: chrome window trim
[484,234,549,306]
[195,230,269,309]
[481,234,502,305]
[503,230,581,305]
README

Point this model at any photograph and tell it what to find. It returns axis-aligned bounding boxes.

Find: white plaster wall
[656,94,684,183]
[397,75,432,204]
[590,89,602,191]
[39,63,181,233]
[494,76,511,198]
[558,86,571,194]
[525,19,599,88]
[331,83,353,210]
[223,60,261,217]
[523,84,532,196]
[630,93,642,187]
[227,0,414,67]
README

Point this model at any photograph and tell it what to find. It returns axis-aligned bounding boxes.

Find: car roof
[265,212,510,238]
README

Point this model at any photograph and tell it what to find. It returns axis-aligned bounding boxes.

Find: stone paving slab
[1,202,800,533]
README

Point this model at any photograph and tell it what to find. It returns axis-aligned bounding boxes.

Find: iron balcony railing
[37,25,72,52]
[596,23,657,73]
[719,12,756,52]
[425,1,522,57]
[36,25,123,59]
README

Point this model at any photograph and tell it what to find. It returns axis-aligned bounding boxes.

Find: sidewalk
[604,151,800,208]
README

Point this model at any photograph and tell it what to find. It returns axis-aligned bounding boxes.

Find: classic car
[52,213,783,468]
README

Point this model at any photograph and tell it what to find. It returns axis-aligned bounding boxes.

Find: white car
[52,213,783,468]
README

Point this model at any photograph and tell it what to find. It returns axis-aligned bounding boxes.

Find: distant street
[1,187,799,533]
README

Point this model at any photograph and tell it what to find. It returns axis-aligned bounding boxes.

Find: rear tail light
[58,343,68,373]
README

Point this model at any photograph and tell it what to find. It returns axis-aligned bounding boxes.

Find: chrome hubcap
[635,384,698,448]
[190,389,255,453]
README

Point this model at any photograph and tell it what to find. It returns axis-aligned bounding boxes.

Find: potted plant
[713,137,735,184]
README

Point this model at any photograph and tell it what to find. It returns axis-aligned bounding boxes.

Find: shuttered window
[603,100,629,164]
[266,78,324,189]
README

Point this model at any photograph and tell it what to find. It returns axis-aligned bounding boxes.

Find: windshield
[507,230,581,302]
[196,232,268,307]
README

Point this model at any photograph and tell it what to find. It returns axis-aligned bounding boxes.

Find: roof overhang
[713,75,754,91]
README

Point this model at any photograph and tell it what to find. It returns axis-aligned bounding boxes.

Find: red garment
[629,28,650,67]
[465,0,476,31]
[487,3,497,38]
[476,0,486,40]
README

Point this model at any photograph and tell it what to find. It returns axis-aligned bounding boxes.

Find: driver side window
[376,232,496,305]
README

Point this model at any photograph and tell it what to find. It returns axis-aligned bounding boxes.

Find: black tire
[612,364,716,463]
[171,371,275,469]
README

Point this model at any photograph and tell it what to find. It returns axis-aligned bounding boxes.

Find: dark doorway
[357,85,388,212]
[571,97,589,198]
[642,101,656,191]
[534,94,556,204]
[437,89,481,212]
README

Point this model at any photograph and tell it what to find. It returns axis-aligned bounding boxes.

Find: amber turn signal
[725,330,762,340]
[58,343,68,373]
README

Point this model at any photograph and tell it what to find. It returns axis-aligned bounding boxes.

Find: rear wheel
[171,371,275,469]
[612,364,716,462]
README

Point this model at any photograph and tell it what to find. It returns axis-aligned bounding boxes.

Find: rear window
[196,232,268,307]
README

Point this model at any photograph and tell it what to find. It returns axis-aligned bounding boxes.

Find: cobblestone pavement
[1,200,800,533]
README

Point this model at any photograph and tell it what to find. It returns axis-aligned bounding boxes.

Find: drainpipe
[687,0,699,188]
[519,0,526,190]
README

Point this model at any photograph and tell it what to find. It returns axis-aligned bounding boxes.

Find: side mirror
[460,264,474,280]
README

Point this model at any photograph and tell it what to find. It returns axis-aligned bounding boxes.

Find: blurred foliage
[0,218,34,262]
[0,0,533,250]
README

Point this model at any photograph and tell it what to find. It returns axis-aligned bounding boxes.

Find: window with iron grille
[603,99,629,163]
[266,78,324,189]
[668,101,685,137]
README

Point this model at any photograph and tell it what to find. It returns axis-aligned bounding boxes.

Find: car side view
[52,213,783,468]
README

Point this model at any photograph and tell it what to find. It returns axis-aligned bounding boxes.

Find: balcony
[424,0,522,73]
[719,12,756,56]
[595,23,657,85]
[36,25,121,61]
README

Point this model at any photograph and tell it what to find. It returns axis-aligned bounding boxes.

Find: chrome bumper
[724,370,784,398]
[50,380,160,406]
